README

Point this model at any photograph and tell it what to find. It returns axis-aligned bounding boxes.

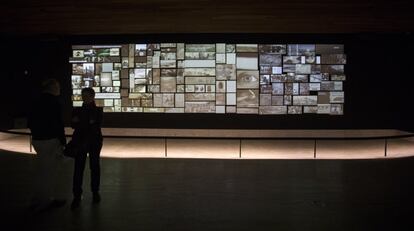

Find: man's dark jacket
[28,93,66,145]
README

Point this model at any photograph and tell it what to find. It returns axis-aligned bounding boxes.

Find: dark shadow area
[1,149,414,231]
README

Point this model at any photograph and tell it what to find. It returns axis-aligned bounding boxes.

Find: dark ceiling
[1,0,413,36]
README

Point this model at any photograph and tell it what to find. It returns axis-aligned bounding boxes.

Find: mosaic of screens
[70,44,346,114]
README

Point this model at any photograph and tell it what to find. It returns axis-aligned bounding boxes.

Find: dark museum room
[0,0,413,230]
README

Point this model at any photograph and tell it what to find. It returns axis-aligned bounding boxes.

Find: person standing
[28,78,67,212]
[71,87,103,209]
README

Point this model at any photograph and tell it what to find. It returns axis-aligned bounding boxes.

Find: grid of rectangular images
[70,43,346,114]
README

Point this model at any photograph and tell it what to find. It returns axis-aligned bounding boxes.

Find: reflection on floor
[1,150,414,231]
[1,129,413,159]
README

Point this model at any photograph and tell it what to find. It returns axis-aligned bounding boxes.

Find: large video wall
[70,43,346,115]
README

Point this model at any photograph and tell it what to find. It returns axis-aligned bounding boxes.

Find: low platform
[0,128,413,159]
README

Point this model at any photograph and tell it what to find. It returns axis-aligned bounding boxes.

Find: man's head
[41,79,60,96]
[81,87,95,104]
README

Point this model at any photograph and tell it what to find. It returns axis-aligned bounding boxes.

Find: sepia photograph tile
[175,94,185,107]
[152,69,161,84]
[122,107,143,112]
[226,81,236,93]
[143,108,164,113]
[194,85,205,93]
[236,44,258,52]
[318,92,330,104]
[321,54,346,64]
[162,94,175,107]
[226,93,236,105]
[185,93,215,101]
[293,96,318,105]
[237,71,259,89]
[260,54,282,65]
[185,76,215,85]
[237,89,259,107]
[184,68,215,77]
[226,53,236,64]
[330,91,344,103]
[185,52,201,60]
[160,77,177,92]
[199,52,216,60]
[284,83,299,95]
[310,74,322,82]
[305,55,316,64]
[317,104,331,114]
[283,64,296,73]
[303,106,318,113]
[160,52,177,60]
[177,43,185,60]
[295,74,308,82]
[288,106,303,114]
[161,43,176,48]
[260,85,272,94]
[321,81,335,91]
[259,44,286,54]
[236,53,258,70]
[177,85,185,93]
[271,74,287,83]
[100,73,112,87]
[160,60,176,68]
[165,108,185,113]
[71,75,82,89]
[237,108,258,114]
[260,75,271,85]
[284,95,292,105]
[186,44,215,52]
[216,93,226,105]
[216,53,226,64]
[148,85,160,93]
[330,104,343,115]
[216,43,226,53]
[226,44,236,53]
[295,64,312,74]
[331,74,346,81]
[161,69,177,77]
[260,65,272,75]
[185,102,215,113]
[272,66,282,74]
[259,106,287,115]
[334,81,343,90]
[271,96,284,106]
[73,50,84,58]
[216,105,225,114]
[184,60,216,68]
[205,85,215,93]
[185,85,195,92]
[283,56,301,64]
[299,83,310,95]
[321,65,344,74]
[121,89,129,97]
[226,106,237,113]
[216,81,226,93]
[216,64,236,80]
[260,94,271,106]
[272,83,284,95]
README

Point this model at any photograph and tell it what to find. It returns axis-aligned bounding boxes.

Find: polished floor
[1,148,414,231]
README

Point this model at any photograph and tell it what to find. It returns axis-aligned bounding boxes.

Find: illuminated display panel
[70,43,346,115]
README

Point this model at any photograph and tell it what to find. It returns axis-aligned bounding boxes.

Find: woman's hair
[81,87,95,97]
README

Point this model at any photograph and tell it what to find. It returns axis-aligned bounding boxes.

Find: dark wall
[1,33,413,131]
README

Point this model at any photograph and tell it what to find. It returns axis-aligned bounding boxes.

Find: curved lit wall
[70,43,346,115]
